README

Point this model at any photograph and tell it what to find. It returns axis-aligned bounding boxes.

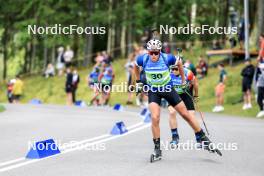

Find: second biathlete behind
[168,65,199,146]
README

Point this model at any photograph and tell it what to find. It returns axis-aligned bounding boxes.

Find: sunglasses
[149,51,160,56]
[172,68,179,71]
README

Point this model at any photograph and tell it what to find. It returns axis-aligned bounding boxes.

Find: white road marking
[0,122,150,173]
[60,134,111,150]
[0,158,25,167]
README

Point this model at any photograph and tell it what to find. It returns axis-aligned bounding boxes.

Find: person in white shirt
[64,46,74,68]
[56,46,65,76]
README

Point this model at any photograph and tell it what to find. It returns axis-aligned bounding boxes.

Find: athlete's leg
[149,102,161,139]
[164,90,201,133]
[168,105,177,129]
[219,93,224,106]
[174,102,201,132]
[165,90,218,154]
[247,89,252,105]
[66,93,73,105]
[168,105,179,145]
[257,87,264,111]
[90,90,100,104]
[148,91,162,152]
[99,92,106,105]
[188,110,196,117]
[243,91,247,105]
[216,94,220,106]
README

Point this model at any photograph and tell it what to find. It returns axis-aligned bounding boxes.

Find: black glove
[135,80,143,95]
[181,81,188,90]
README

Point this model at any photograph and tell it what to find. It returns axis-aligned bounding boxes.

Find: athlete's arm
[134,64,140,81]
[134,55,143,81]
[193,76,199,97]
[178,59,185,84]
[98,73,103,82]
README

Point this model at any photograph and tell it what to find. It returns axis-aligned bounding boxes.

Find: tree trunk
[31,41,36,73]
[43,45,48,71]
[51,45,55,66]
[84,0,94,66]
[127,0,133,54]
[257,0,264,46]
[73,34,79,65]
[111,22,116,57]
[120,0,127,57]
[2,28,8,80]
[107,0,113,54]
[23,43,30,73]
[222,0,229,43]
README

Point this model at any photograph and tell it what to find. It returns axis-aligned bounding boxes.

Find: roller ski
[196,130,222,156]
[150,148,162,163]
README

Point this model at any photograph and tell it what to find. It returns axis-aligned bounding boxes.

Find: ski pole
[184,89,210,136]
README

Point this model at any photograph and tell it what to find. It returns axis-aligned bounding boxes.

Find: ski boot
[170,135,179,149]
[150,148,162,163]
[196,131,222,156]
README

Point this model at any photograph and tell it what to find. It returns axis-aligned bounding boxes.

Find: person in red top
[257,34,264,63]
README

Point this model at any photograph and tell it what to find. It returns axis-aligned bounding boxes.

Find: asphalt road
[0,104,263,176]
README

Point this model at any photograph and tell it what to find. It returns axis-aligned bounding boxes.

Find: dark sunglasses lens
[150,52,159,55]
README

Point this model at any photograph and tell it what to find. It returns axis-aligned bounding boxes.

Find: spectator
[256,63,264,118]
[63,46,74,68]
[72,68,80,103]
[212,40,222,50]
[196,56,208,79]
[65,68,73,105]
[184,59,197,76]
[12,75,24,104]
[212,64,227,112]
[99,60,115,105]
[141,29,151,49]
[88,67,100,105]
[163,42,170,54]
[102,51,112,63]
[241,60,255,110]
[94,52,104,67]
[44,63,55,78]
[125,53,136,80]
[133,46,148,107]
[257,33,264,63]
[126,64,136,105]
[7,79,16,103]
[238,16,245,49]
[56,46,65,76]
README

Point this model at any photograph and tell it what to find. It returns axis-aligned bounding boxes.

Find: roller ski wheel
[198,135,222,157]
[150,149,162,163]
[209,148,222,156]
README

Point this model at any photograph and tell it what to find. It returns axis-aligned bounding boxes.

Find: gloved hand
[135,80,143,95]
[193,96,199,103]
[181,81,188,90]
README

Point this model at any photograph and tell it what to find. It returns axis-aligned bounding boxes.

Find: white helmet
[147,39,162,50]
